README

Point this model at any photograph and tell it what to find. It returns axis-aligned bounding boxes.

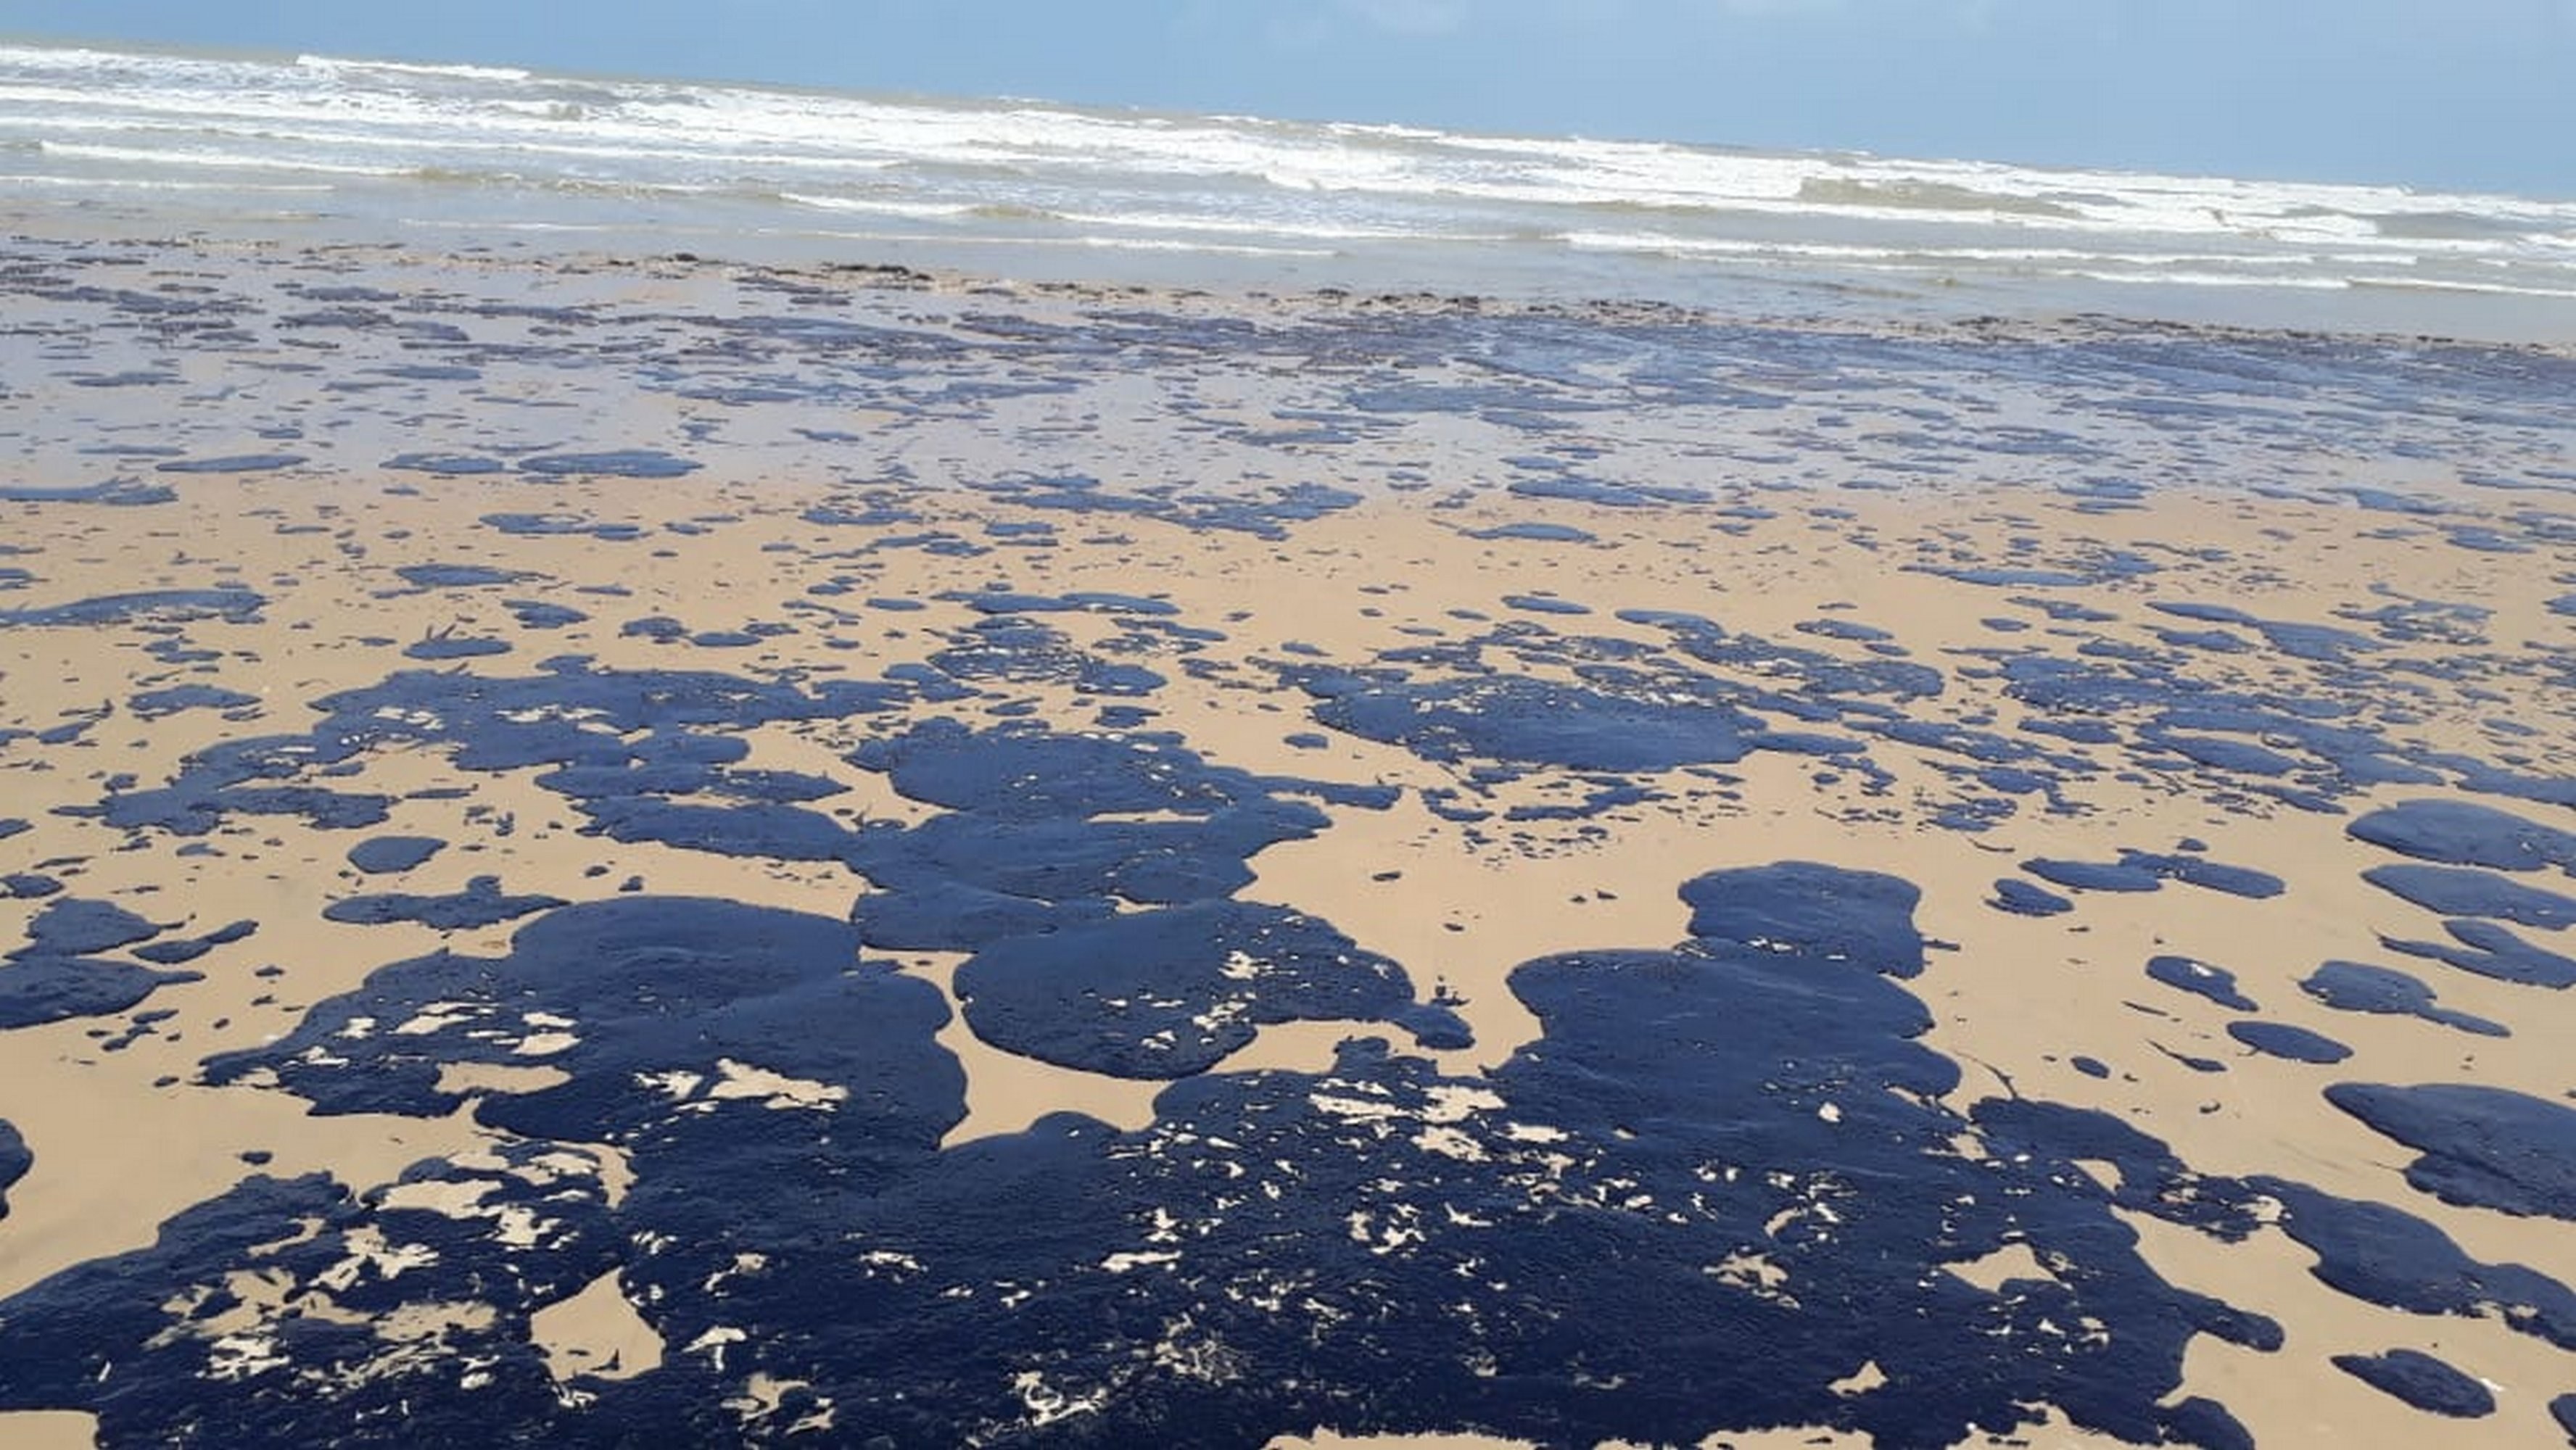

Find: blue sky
[9,0,2574,196]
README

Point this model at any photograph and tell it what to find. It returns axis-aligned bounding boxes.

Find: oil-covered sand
[2,234,2573,1447]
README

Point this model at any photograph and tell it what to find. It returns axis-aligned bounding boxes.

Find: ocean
[7,36,2576,341]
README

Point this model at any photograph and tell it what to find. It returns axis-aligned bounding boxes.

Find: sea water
[5,37,2576,339]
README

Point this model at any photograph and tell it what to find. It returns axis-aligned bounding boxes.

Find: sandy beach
[2,227,2573,1447]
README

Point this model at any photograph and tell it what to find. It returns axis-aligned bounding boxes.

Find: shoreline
[19,194,2576,349]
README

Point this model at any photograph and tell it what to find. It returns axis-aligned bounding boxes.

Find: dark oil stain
[2330,1348,2496,1417]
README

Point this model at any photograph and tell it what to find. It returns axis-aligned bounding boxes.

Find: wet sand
[2,231,2574,1447]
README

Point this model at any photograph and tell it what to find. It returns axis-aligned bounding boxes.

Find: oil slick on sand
[0,233,2572,1447]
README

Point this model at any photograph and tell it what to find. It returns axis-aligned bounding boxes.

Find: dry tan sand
[1,232,2572,1447]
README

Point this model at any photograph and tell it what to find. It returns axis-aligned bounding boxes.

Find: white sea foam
[38,140,413,177]
[2348,275,2576,301]
[2066,270,2350,291]
[0,173,333,194]
[778,193,984,220]
[294,53,534,83]
[1050,209,1474,243]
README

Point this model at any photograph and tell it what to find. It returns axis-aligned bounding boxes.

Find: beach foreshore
[2,229,2572,1448]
